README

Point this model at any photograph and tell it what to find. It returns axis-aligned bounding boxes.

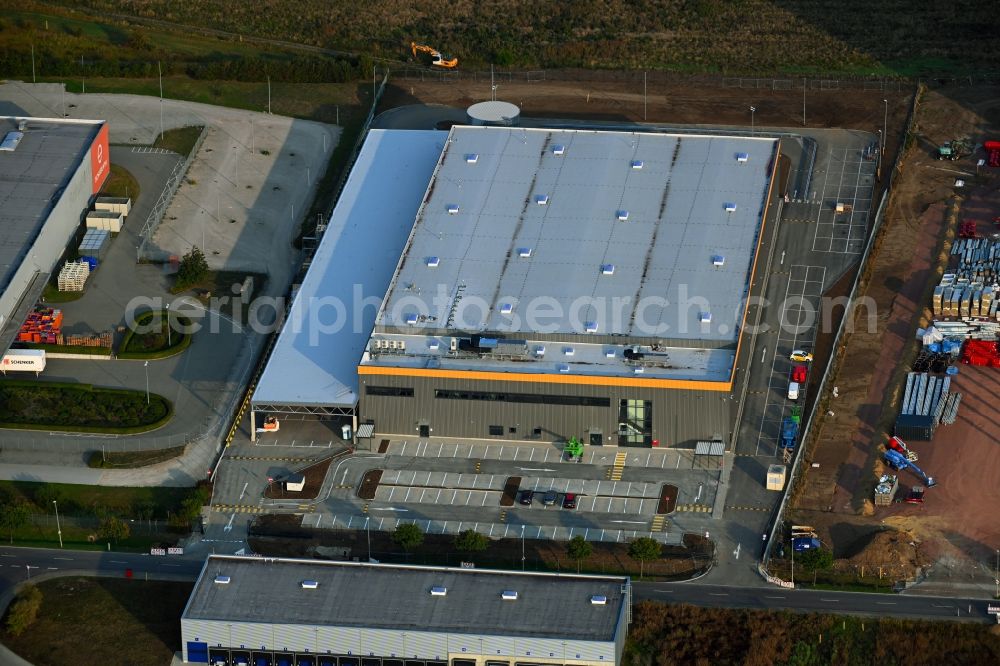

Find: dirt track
[791,86,1000,578]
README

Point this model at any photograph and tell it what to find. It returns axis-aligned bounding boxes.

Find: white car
[789,350,814,363]
[787,382,800,400]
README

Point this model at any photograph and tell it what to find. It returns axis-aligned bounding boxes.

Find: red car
[792,365,807,383]
[562,493,577,510]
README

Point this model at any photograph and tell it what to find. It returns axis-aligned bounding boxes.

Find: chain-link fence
[137,125,208,261]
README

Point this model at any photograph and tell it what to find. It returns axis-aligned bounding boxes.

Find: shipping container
[0,349,46,373]
[85,210,124,233]
[94,196,132,217]
[894,413,935,441]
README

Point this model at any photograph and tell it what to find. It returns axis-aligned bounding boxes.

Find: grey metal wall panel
[192,620,230,648]
[273,623,316,654]
[360,628,405,658]
[231,622,271,651]
[565,640,615,662]
[360,374,734,447]
[480,635,512,658]
[449,633,482,657]
[517,637,556,660]
[408,630,448,659]
[320,626,361,655]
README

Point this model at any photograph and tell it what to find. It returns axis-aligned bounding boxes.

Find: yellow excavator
[411,41,458,69]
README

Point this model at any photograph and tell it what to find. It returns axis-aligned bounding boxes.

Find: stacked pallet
[961,339,1000,366]
[57,261,90,292]
[61,331,113,348]
[17,306,63,343]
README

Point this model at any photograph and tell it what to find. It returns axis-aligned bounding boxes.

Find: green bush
[175,246,209,290]
[0,380,172,431]
[5,585,42,637]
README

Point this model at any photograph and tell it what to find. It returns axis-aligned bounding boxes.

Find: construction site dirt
[789,86,1000,594]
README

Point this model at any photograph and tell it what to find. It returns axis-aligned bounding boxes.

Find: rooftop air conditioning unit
[301,580,319,589]
[536,194,549,206]
[426,256,440,267]
[447,204,460,215]
[214,575,231,585]
[601,264,615,275]
[517,247,532,258]
[552,145,565,155]
[616,210,629,221]
[591,595,608,605]
[430,586,447,596]
[724,203,737,213]
[501,590,518,600]
[631,160,643,169]
[465,154,479,164]
[736,152,749,163]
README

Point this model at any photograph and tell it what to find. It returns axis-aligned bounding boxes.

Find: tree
[98,516,131,543]
[628,537,662,578]
[796,548,834,573]
[393,523,424,551]
[175,246,209,289]
[5,585,42,636]
[453,529,488,555]
[566,535,593,573]
[0,500,30,544]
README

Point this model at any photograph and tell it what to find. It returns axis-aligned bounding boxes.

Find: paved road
[0,545,993,625]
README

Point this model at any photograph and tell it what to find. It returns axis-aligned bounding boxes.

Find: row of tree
[391,523,665,576]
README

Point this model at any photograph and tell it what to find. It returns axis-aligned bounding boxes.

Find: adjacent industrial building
[0,116,109,353]
[253,123,781,448]
[181,556,630,666]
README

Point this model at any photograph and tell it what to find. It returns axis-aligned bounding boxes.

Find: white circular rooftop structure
[466,101,521,126]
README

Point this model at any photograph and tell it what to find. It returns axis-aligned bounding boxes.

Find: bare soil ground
[380,78,911,137]
[791,86,1000,582]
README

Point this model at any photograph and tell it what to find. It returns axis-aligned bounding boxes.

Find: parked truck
[0,349,45,374]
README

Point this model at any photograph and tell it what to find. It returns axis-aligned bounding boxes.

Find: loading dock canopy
[251,130,443,412]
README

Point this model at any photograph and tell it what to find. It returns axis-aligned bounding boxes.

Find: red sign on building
[90,122,110,194]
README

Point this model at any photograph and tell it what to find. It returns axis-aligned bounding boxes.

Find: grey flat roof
[0,117,101,290]
[185,556,627,642]
[361,332,734,382]
[252,130,444,409]
[377,126,776,344]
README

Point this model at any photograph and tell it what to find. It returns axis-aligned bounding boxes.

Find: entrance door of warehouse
[418,424,430,438]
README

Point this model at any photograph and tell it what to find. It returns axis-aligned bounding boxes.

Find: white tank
[466,101,521,126]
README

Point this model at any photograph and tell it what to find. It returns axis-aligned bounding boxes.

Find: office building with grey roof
[0,116,109,353]
[357,125,781,447]
[181,555,630,666]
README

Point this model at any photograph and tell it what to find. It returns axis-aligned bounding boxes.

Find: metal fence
[390,66,912,92]
[136,125,208,261]
[760,83,922,584]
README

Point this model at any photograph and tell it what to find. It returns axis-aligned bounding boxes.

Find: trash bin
[342,424,352,440]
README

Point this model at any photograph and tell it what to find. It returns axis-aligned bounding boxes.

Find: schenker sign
[1,349,46,374]
[90,123,110,194]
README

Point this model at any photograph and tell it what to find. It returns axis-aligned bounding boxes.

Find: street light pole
[521,525,526,571]
[166,304,171,348]
[143,361,149,405]
[53,500,63,548]
[750,106,756,136]
[790,536,795,587]
[365,517,371,562]
[882,98,888,155]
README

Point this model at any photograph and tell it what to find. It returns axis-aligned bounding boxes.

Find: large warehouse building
[0,116,109,353]
[181,556,631,666]
[253,124,780,448]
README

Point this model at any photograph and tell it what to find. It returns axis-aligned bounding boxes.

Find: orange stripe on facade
[358,364,733,392]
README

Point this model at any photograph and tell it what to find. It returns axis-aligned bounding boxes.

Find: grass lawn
[118,310,192,359]
[0,480,194,517]
[152,125,203,157]
[100,163,140,200]
[0,379,172,433]
[0,578,192,666]
[62,76,363,125]
[40,283,83,303]
[87,446,186,469]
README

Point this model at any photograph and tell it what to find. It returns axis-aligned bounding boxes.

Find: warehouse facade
[357,126,779,447]
[0,116,109,353]
[181,556,631,666]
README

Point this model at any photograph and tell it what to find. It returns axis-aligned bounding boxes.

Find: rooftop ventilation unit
[534,345,546,356]
[430,586,447,596]
[631,160,643,170]
[501,590,519,600]
[404,313,419,325]
[712,255,725,267]
[535,194,549,206]
[0,131,24,152]
[699,312,712,324]
[517,247,533,258]
[585,322,598,333]
[591,595,608,605]
[616,210,629,221]
[499,303,514,314]
[601,264,615,275]
[633,366,645,374]
[605,349,616,358]
[736,152,749,163]
[214,575,231,585]
[465,153,479,164]
[557,363,570,373]
[552,145,565,155]
[428,340,440,350]
[447,204,460,215]
[563,347,575,356]
[724,203,737,213]
[301,580,319,589]
[426,256,440,268]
